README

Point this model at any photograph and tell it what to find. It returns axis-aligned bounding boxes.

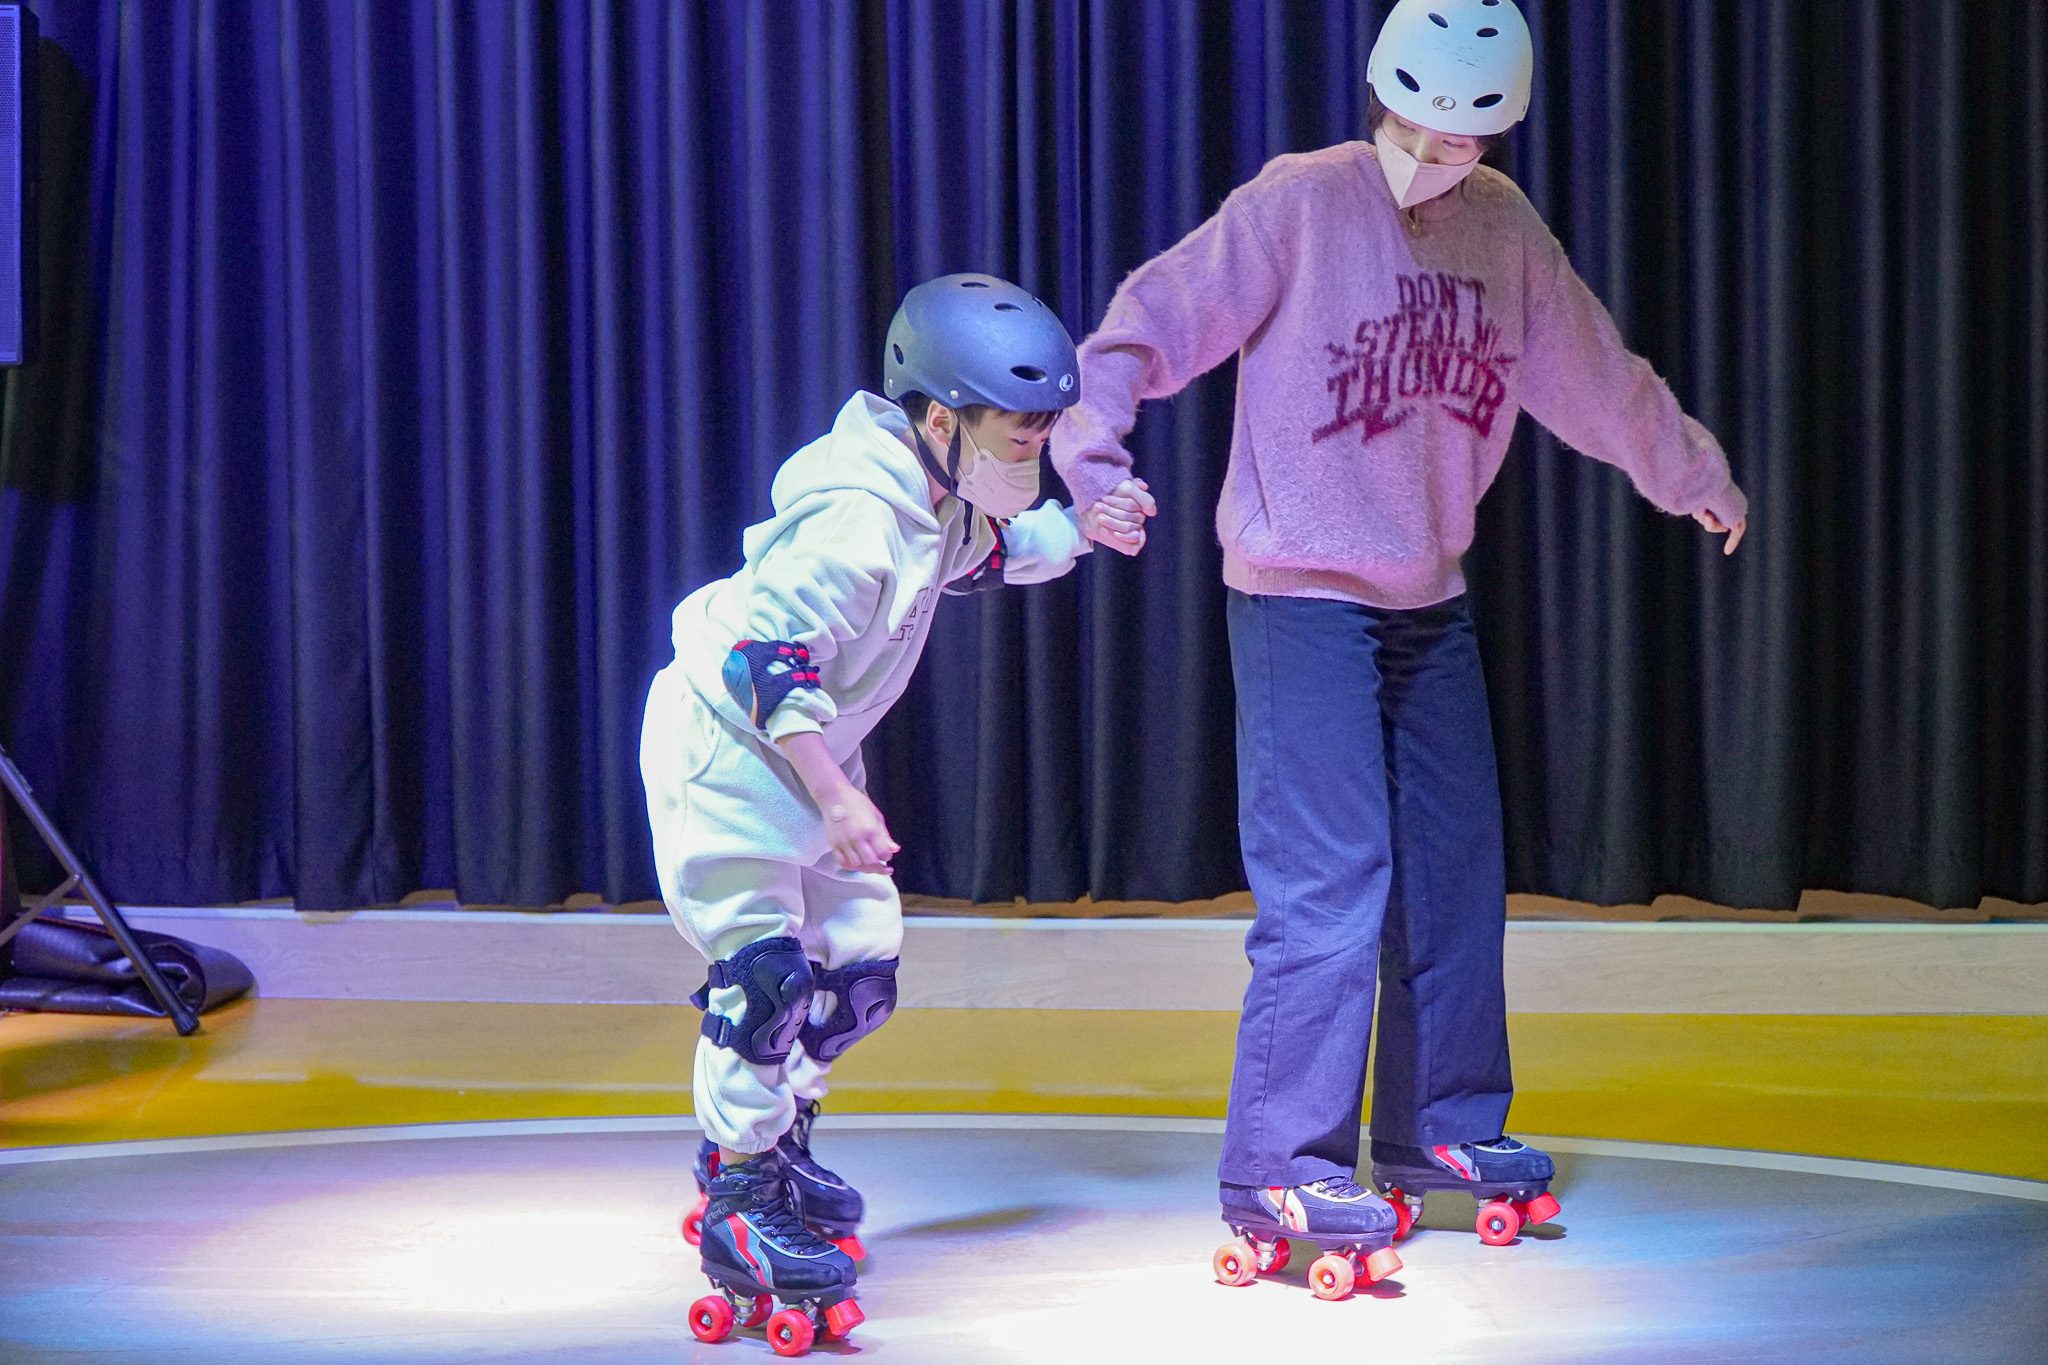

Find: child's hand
[1080,478,1158,556]
[1693,508,1748,556]
[824,788,900,875]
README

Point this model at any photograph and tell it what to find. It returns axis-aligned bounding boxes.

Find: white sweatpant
[640,665,903,1154]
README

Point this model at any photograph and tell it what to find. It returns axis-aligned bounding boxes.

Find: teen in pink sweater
[1055,0,1746,1279]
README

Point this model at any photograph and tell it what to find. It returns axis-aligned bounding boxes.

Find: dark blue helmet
[883,274,1080,415]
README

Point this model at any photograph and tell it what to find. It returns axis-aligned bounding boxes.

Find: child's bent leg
[786,861,904,1103]
[677,857,815,1156]
[768,862,900,1258]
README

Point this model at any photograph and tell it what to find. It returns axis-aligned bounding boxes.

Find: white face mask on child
[952,424,1040,519]
[1376,134,1480,209]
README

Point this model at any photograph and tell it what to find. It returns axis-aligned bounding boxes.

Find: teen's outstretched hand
[1694,508,1747,556]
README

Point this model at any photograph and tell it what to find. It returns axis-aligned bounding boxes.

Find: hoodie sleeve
[945,503,1095,594]
[1518,223,1748,527]
[727,494,896,742]
[1000,502,1093,584]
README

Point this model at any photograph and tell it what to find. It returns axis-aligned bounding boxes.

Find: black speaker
[0,3,36,368]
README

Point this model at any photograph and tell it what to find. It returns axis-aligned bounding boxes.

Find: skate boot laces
[1301,1176,1375,1202]
[728,1161,834,1252]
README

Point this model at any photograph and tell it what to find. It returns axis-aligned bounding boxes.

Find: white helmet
[1368,0,1533,138]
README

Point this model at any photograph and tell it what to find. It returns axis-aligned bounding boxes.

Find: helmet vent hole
[1396,67,1421,92]
[1478,26,1499,37]
[1428,11,1447,25]
[960,280,990,288]
[995,302,1022,312]
[1473,93,1504,108]
[892,344,905,363]
[1011,365,1047,383]
[1483,0,1500,6]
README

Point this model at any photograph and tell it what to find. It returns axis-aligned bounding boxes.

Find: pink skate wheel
[688,1294,735,1344]
[1212,1239,1258,1287]
[1387,1187,1417,1241]
[767,1307,816,1357]
[681,1194,708,1245]
[832,1234,868,1262]
[1265,1237,1292,1274]
[739,1294,774,1329]
[1364,1245,1403,1283]
[1476,1198,1523,1246]
[1309,1251,1356,1301]
[823,1298,865,1339]
[1522,1191,1562,1226]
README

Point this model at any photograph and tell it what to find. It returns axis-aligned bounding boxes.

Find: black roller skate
[687,1153,864,1358]
[1370,1136,1562,1246]
[1213,1177,1404,1301]
[779,1100,867,1261]
[680,1137,718,1246]
[681,1103,866,1261]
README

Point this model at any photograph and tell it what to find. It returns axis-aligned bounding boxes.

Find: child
[641,273,1153,1345]
[1055,0,1746,1289]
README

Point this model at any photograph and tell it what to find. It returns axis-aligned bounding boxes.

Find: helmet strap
[910,413,965,494]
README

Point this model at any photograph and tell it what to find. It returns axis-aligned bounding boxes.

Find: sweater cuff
[1700,478,1748,529]
[1055,449,1136,518]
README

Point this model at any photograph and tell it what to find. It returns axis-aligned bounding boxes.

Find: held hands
[1078,477,1159,557]
[1694,508,1748,556]
[825,786,900,875]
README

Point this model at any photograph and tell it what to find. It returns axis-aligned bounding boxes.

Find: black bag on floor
[0,916,254,1018]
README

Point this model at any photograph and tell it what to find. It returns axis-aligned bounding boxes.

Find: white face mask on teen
[951,423,1040,518]
[1376,134,1481,209]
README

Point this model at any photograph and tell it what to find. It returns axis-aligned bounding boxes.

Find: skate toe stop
[823,1298,865,1338]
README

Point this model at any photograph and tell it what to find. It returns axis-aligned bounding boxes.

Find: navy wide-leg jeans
[1219,590,1513,1187]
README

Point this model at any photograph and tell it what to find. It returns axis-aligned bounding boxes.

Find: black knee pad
[690,936,815,1066]
[800,957,899,1063]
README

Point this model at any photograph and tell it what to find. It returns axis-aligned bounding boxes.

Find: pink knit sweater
[1054,141,1748,609]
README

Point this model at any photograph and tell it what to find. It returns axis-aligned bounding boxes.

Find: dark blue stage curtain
[0,2,2042,912]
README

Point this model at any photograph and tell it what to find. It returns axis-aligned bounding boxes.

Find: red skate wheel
[1521,1191,1562,1226]
[688,1294,735,1344]
[1212,1239,1259,1287]
[1476,1199,1522,1246]
[766,1308,816,1357]
[832,1234,868,1262]
[739,1294,774,1329]
[822,1298,865,1339]
[1265,1237,1292,1274]
[1309,1252,1356,1301]
[1363,1245,1403,1284]
[1387,1187,1417,1241]
[681,1194,708,1245]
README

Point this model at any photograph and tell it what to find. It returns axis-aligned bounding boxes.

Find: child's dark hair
[898,391,1061,435]
[1366,91,1510,168]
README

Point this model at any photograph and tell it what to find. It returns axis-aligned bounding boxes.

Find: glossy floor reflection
[2,1122,2044,1364]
